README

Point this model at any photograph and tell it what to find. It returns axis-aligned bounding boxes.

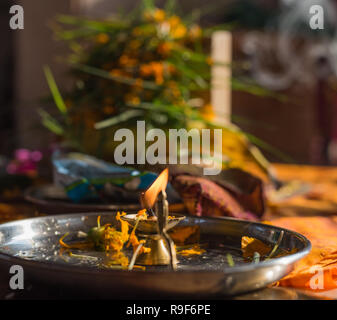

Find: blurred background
[2,0,337,166]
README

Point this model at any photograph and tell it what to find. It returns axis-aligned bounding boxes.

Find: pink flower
[6,149,43,176]
[30,151,43,162]
[15,149,31,162]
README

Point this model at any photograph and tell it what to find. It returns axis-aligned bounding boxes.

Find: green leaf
[38,109,64,135]
[232,78,285,100]
[265,231,284,260]
[94,110,144,130]
[171,45,209,63]
[164,0,178,14]
[56,28,99,40]
[44,66,67,115]
[142,0,155,10]
[56,15,128,31]
[167,60,208,89]
[226,253,235,267]
[73,64,159,90]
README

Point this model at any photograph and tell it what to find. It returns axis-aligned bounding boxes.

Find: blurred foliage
[222,0,279,30]
[40,0,284,174]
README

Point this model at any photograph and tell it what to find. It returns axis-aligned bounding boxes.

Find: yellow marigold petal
[153,9,165,22]
[59,233,71,248]
[179,245,205,256]
[137,209,147,218]
[241,236,271,259]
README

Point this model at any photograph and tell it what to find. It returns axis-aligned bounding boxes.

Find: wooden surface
[267,163,337,219]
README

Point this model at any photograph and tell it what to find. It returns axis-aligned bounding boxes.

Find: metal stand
[136,191,178,270]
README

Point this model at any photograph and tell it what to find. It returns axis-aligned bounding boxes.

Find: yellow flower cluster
[166,15,187,39]
[143,8,200,40]
[88,8,204,121]
[62,5,208,139]
[140,61,165,84]
[104,212,129,252]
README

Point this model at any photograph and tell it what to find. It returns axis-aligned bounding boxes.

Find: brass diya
[122,193,185,268]
[122,168,185,269]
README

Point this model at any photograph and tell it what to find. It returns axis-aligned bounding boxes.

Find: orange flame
[141,168,169,209]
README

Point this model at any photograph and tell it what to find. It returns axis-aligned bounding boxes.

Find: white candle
[211,31,232,125]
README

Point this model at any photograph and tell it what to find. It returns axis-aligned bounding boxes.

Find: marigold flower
[179,245,205,256]
[157,42,172,55]
[116,211,129,240]
[128,232,151,254]
[171,24,187,39]
[105,251,129,268]
[96,33,109,44]
[151,62,164,84]
[144,8,165,22]
[136,209,147,218]
[140,64,152,77]
[201,104,215,121]
[104,228,127,252]
[140,61,164,84]
[153,9,165,22]
[166,82,180,98]
[168,15,181,28]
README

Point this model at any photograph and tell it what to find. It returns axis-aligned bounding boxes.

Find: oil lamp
[122,169,185,269]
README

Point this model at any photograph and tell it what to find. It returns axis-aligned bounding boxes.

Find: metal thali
[0,212,311,298]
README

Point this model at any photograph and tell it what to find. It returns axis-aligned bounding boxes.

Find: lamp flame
[141,168,169,209]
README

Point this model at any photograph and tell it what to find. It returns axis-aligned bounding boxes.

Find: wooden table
[267,163,337,218]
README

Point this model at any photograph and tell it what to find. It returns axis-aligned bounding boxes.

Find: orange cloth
[271,216,337,294]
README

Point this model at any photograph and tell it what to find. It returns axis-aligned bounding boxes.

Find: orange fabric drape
[270,216,337,293]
